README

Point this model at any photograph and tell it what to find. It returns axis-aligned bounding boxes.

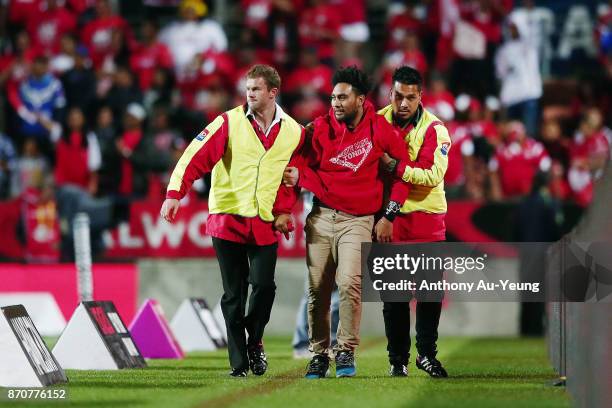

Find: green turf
[2,336,571,408]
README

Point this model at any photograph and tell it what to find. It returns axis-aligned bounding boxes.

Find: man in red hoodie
[284,66,410,379]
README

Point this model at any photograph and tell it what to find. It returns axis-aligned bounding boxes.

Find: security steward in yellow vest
[378,66,451,378]
[161,65,304,378]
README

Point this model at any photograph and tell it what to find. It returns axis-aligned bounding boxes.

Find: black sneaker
[305,354,330,379]
[416,355,448,378]
[229,368,248,377]
[247,344,268,376]
[389,362,408,377]
[335,350,356,378]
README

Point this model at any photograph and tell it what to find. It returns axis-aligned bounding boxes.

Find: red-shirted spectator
[290,94,327,125]
[422,75,455,122]
[230,44,273,102]
[26,0,77,55]
[54,107,101,194]
[175,50,235,113]
[458,0,510,46]
[67,0,96,14]
[489,121,551,199]
[447,93,498,199]
[285,48,333,96]
[81,0,136,69]
[242,0,273,38]
[242,0,306,39]
[116,103,146,196]
[129,19,174,91]
[458,94,498,143]
[540,119,570,171]
[299,0,342,66]
[329,0,367,30]
[195,50,236,90]
[21,181,60,263]
[569,108,610,166]
[386,2,423,51]
[443,93,483,197]
[329,0,370,61]
[548,160,570,201]
[567,108,611,207]
[444,120,475,189]
[7,0,42,28]
[480,95,501,143]
[379,31,428,101]
[567,157,594,207]
[0,31,35,92]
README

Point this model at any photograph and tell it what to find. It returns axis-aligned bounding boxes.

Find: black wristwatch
[383,200,401,222]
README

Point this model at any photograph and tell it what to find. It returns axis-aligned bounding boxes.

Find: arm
[377,119,411,207]
[395,123,451,187]
[166,114,228,200]
[294,121,329,199]
[273,127,306,216]
[373,119,410,242]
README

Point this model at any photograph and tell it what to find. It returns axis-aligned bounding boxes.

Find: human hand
[274,213,294,240]
[374,217,393,243]
[283,166,299,187]
[160,198,180,222]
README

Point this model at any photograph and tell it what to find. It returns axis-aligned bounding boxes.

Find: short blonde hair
[246,64,281,90]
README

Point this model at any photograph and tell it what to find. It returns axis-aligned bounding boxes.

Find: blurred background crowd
[0,0,610,261]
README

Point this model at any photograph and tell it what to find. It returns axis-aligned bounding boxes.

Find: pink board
[129,299,184,359]
[0,263,138,323]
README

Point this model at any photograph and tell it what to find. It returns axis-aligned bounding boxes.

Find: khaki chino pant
[305,206,373,354]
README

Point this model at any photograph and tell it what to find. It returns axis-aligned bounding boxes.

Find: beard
[336,109,357,125]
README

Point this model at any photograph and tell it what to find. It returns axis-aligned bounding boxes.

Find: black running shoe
[335,350,356,378]
[416,355,448,378]
[229,368,248,377]
[305,354,330,379]
[247,344,268,376]
[389,362,408,377]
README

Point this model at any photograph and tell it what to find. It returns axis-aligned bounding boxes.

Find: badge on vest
[195,129,209,141]
[440,142,450,156]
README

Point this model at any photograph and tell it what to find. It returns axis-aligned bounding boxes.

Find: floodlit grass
[3,336,571,408]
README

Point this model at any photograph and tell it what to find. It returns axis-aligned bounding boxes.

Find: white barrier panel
[0,293,66,336]
[170,298,226,352]
[53,301,146,370]
[0,305,67,387]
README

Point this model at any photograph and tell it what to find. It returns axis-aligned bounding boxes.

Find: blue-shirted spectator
[15,55,66,159]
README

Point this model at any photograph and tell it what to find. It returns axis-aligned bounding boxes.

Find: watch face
[386,201,401,214]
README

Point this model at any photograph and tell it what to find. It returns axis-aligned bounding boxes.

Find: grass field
[3,336,571,408]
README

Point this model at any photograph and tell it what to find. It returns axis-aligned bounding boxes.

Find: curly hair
[332,66,371,96]
[392,66,423,90]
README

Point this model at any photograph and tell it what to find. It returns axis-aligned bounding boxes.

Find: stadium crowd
[0,0,610,260]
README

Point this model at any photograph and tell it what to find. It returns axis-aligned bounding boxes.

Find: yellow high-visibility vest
[208,105,302,221]
[379,105,451,214]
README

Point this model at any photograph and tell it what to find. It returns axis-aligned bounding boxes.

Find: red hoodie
[298,101,409,216]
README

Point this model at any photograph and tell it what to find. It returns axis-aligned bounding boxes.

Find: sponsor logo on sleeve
[195,129,209,141]
[440,142,450,156]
